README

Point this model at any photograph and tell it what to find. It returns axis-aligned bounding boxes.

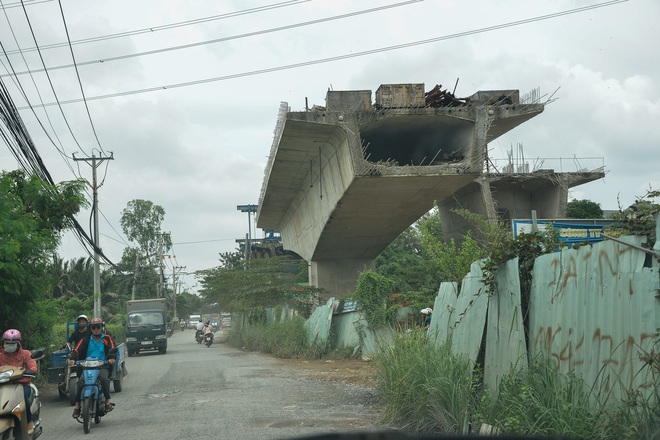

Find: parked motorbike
[0,350,43,439]
[204,332,214,348]
[166,323,174,338]
[195,330,203,344]
[75,358,114,434]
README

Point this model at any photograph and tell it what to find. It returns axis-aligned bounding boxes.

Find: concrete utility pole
[171,265,185,320]
[73,153,114,319]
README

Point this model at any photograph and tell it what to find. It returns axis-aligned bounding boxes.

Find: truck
[188,313,201,329]
[125,299,168,356]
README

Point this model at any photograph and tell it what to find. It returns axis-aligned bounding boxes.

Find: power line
[1,0,422,78]
[13,0,628,109]
[1,0,310,55]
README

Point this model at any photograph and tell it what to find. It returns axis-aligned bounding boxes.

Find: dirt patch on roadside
[275,357,378,388]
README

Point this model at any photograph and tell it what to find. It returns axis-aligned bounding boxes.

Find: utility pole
[73,152,114,319]
[172,265,185,320]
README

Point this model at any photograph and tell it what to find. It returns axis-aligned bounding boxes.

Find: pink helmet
[2,329,21,342]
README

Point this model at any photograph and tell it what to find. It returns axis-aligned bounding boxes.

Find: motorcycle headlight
[155,334,166,340]
[79,360,105,368]
[0,369,14,383]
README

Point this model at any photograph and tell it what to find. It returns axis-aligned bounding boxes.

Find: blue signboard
[512,219,616,248]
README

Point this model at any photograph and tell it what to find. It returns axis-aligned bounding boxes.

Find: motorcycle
[166,323,174,338]
[180,322,185,332]
[0,350,43,439]
[195,330,204,344]
[204,332,214,348]
[75,358,114,434]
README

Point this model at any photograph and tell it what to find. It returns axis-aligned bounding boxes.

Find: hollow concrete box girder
[257,90,544,296]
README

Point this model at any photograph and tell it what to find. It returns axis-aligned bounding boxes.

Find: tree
[119,199,171,263]
[566,199,603,219]
[610,187,659,248]
[0,170,87,347]
[198,255,304,312]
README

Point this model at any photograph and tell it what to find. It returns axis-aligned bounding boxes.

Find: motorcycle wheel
[58,383,67,399]
[82,396,92,433]
[113,364,124,392]
[69,377,78,406]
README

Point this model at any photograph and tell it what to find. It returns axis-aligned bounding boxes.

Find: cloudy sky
[0,0,658,289]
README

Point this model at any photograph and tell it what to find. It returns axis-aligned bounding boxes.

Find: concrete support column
[309,258,376,298]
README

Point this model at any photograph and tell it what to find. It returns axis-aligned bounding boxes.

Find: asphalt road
[39,328,381,439]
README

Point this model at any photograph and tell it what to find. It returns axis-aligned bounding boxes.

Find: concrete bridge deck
[257,85,545,295]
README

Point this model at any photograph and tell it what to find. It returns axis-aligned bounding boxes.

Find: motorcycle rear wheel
[82,396,92,433]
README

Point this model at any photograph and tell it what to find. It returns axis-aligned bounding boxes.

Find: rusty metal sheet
[530,236,660,399]
[484,258,527,394]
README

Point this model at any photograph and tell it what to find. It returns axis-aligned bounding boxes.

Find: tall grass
[476,355,617,439]
[227,316,318,358]
[374,331,478,435]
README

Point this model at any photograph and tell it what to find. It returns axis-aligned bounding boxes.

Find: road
[39,328,382,439]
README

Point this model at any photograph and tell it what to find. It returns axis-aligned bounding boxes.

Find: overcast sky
[0,0,658,290]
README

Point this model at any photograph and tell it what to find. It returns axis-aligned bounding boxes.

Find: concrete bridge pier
[309,258,376,298]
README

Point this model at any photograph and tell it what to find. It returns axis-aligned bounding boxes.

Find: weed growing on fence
[604,337,660,440]
[374,331,478,435]
[475,355,614,439]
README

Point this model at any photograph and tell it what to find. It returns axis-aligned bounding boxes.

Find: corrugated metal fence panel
[303,297,334,346]
[429,282,458,346]
[530,236,659,398]
[354,317,395,360]
[450,260,489,365]
[484,258,528,394]
[331,310,363,349]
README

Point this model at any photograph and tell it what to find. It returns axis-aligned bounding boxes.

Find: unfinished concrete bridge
[256,84,603,296]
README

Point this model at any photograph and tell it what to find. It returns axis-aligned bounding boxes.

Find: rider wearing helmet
[68,318,117,418]
[0,329,38,434]
[66,314,90,348]
[419,308,432,331]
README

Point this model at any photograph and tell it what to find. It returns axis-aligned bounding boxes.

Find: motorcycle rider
[65,314,90,348]
[195,318,204,341]
[203,320,214,343]
[68,318,116,418]
[0,329,37,434]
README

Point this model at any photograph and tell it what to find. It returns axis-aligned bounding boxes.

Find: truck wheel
[113,365,124,392]
[127,350,135,357]
[69,377,78,406]
[158,347,167,354]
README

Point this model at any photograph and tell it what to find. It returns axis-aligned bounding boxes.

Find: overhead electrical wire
[1,0,310,56]
[2,0,423,78]
[13,0,627,109]
[11,1,91,156]
[0,4,78,177]
[57,0,105,154]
